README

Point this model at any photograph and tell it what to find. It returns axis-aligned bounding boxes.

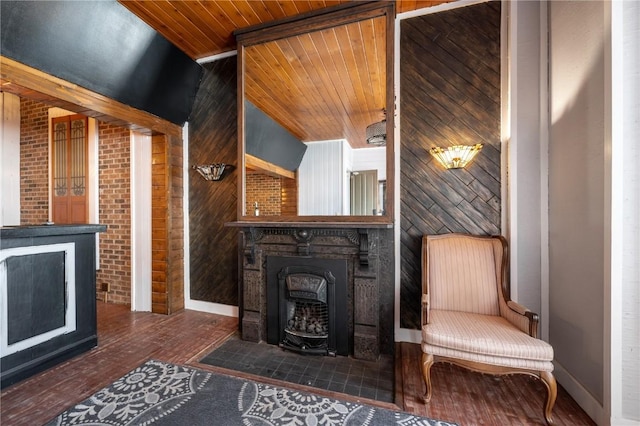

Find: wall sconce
[429,144,483,169]
[193,163,227,181]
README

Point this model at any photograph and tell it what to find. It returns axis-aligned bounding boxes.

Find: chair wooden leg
[421,352,434,403]
[540,370,557,425]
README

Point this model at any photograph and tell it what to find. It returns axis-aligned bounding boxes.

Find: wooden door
[350,170,378,216]
[51,115,88,224]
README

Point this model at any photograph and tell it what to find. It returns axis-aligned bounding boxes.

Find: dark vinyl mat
[199,335,394,403]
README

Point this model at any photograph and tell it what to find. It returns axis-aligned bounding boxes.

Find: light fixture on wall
[429,144,483,169]
[366,110,386,146]
[193,163,227,181]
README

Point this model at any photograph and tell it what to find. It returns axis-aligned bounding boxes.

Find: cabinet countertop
[0,224,107,239]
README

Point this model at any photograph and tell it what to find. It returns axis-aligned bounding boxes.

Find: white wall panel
[130,132,152,312]
[0,93,21,226]
[352,146,386,181]
[298,139,349,215]
[549,0,605,408]
[615,1,640,421]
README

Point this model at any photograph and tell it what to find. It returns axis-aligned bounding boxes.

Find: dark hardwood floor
[1,303,595,426]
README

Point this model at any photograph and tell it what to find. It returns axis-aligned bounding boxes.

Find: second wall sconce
[429,144,483,169]
[193,163,227,181]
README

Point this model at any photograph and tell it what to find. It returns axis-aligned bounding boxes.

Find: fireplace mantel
[229,222,394,360]
[227,221,393,267]
[225,220,393,229]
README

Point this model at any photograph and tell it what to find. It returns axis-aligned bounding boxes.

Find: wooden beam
[0,55,181,137]
[245,153,295,179]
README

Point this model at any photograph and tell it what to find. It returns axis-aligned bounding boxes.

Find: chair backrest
[423,234,506,316]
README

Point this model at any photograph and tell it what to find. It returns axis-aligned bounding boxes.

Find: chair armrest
[505,300,540,338]
[421,293,430,325]
[507,300,529,315]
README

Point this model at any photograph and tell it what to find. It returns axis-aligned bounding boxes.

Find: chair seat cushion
[423,310,554,363]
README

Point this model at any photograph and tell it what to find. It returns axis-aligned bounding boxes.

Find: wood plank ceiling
[118,0,454,148]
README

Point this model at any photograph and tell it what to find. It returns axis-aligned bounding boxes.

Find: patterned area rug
[45,360,457,426]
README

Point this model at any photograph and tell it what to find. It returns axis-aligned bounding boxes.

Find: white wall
[130,131,152,312]
[611,1,640,423]
[0,93,21,226]
[298,139,349,215]
[549,0,606,420]
[505,0,546,327]
[352,146,386,181]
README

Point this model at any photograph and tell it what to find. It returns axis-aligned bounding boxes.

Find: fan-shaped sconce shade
[429,144,483,169]
[193,163,227,181]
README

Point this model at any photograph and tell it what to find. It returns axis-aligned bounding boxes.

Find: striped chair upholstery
[421,234,557,425]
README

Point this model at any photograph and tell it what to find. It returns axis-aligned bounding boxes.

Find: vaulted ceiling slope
[2,1,455,138]
[0,1,201,126]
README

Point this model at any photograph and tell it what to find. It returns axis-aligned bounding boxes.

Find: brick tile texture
[19,99,132,305]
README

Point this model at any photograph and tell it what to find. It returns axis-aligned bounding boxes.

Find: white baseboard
[609,419,640,426]
[553,361,604,425]
[395,327,421,344]
[185,299,238,317]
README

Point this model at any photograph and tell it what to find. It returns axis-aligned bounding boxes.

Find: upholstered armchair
[421,234,557,425]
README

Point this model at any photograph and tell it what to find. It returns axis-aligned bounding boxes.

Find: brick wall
[18,98,132,305]
[19,99,49,225]
[245,171,282,216]
[95,123,131,305]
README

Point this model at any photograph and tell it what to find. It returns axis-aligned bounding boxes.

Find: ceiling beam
[1,56,182,137]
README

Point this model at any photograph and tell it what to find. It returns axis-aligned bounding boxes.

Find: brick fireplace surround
[232,223,394,361]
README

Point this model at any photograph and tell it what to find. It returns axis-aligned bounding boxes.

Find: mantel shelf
[225,221,393,229]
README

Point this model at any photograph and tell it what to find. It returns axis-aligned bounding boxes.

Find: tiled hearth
[200,335,394,403]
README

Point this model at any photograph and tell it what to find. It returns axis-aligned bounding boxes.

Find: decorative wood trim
[236,2,396,224]
[234,2,391,46]
[241,226,371,266]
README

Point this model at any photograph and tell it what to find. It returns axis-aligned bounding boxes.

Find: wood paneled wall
[151,133,184,314]
[188,57,239,305]
[399,2,502,329]
[281,177,298,216]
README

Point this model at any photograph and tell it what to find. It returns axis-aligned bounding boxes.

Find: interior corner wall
[506,0,545,326]
[0,92,20,226]
[548,0,606,412]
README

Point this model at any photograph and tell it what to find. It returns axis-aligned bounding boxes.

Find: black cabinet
[0,224,106,388]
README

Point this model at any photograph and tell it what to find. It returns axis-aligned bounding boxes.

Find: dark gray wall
[189,57,239,306]
[245,101,307,171]
[1,1,201,125]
